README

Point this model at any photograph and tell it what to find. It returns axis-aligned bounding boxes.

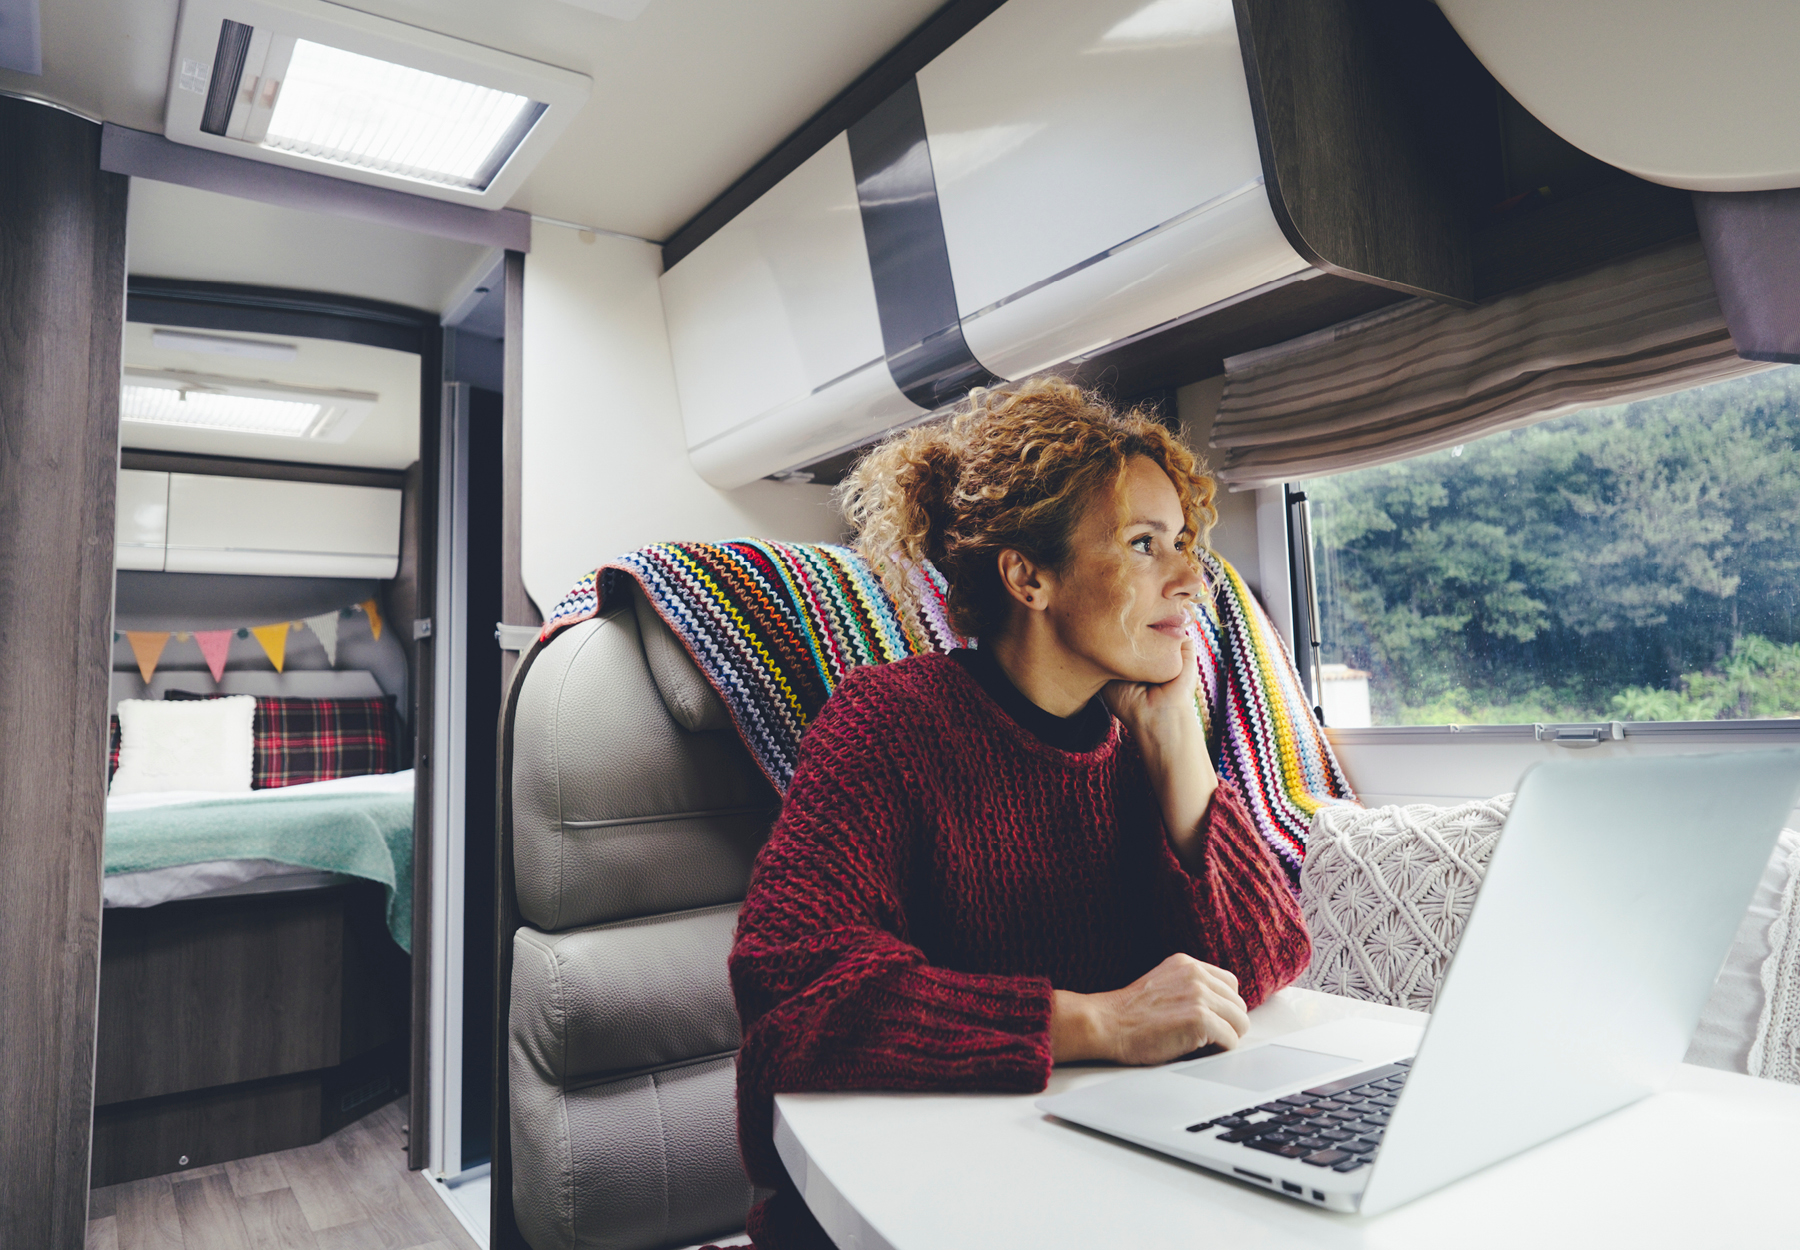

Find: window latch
[1534,721,1625,749]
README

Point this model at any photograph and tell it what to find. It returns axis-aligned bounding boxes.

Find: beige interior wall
[519,224,844,611]
[1177,374,1262,595]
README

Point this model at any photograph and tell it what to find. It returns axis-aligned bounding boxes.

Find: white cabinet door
[165,473,403,578]
[116,470,170,571]
[919,0,1307,380]
[661,132,922,486]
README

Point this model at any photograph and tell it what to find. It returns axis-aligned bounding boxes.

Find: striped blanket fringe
[540,542,1355,881]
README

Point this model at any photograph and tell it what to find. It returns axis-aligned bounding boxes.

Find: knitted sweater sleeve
[1145,774,1313,1010]
[729,676,1055,1187]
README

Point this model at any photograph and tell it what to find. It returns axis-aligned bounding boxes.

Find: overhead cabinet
[660,0,1472,489]
[662,0,1312,489]
[661,134,923,487]
[114,470,402,578]
[915,0,1308,382]
[117,469,172,572]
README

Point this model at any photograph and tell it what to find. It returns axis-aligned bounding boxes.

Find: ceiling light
[261,41,545,191]
[150,329,299,361]
[121,370,378,442]
[165,0,591,206]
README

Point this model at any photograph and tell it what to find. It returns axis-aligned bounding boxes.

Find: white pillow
[110,696,256,796]
[1691,827,1800,1076]
[1300,796,1800,1083]
[1297,797,1509,1011]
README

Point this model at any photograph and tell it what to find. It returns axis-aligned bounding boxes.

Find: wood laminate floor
[87,1099,481,1250]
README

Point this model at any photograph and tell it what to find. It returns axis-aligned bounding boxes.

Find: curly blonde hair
[838,377,1217,639]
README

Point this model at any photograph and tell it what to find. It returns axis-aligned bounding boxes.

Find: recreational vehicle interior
[1,0,1798,1248]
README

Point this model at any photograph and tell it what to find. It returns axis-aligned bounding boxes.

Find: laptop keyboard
[1182,1059,1412,1175]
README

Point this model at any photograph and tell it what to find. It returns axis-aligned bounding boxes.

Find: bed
[91,670,415,1188]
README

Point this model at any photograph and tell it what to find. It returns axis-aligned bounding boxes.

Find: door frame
[124,278,445,1168]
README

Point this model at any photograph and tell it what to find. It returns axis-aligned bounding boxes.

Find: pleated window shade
[1209,240,1772,487]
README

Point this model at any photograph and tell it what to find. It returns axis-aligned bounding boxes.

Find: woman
[729,379,1311,1248]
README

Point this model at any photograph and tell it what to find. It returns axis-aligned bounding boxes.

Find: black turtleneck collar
[950,647,1113,753]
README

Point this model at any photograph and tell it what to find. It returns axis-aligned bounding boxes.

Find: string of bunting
[114,599,385,684]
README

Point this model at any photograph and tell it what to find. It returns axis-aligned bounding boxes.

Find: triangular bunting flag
[361,598,384,641]
[125,631,170,684]
[194,630,234,683]
[303,612,340,666]
[250,622,290,673]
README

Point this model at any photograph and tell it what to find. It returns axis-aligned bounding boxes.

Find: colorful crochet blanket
[540,542,1355,880]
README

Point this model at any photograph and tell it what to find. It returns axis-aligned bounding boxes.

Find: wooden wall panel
[0,97,129,1247]
[1234,0,1474,305]
[94,894,345,1104]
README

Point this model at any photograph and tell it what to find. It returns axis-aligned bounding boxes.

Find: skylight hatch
[167,0,590,206]
[122,370,378,442]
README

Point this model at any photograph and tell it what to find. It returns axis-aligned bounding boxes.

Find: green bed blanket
[105,789,414,951]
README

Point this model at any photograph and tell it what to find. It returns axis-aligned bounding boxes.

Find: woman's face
[1040,455,1203,685]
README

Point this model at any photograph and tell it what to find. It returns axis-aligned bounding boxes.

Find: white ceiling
[2,0,946,240]
[120,321,423,468]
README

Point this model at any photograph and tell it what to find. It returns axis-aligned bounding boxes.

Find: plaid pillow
[109,714,121,779]
[164,692,400,788]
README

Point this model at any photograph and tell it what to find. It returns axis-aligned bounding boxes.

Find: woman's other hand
[1050,953,1250,1065]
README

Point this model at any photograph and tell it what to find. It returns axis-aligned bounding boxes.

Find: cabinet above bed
[116,469,402,578]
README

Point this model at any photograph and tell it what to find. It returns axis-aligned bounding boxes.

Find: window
[1297,366,1800,728]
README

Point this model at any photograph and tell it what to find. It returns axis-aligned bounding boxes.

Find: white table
[774,988,1800,1250]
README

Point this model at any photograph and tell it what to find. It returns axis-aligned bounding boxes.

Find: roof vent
[165,0,590,206]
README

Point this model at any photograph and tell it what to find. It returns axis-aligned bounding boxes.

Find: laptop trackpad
[1174,1044,1357,1091]
[1169,1017,1425,1092]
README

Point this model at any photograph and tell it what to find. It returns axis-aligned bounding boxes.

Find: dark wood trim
[1472,176,1697,302]
[90,882,408,1188]
[119,448,408,489]
[661,0,1008,269]
[489,637,546,1250]
[0,97,128,1248]
[500,250,536,688]
[1068,273,1409,401]
[126,277,438,355]
[409,341,444,1172]
[1233,0,1474,306]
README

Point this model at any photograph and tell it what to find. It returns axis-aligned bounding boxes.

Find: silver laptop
[1038,749,1800,1215]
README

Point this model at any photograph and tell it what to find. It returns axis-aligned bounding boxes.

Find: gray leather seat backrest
[508,586,777,1250]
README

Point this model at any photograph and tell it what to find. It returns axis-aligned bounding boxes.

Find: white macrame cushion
[1300,796,1800,1084]
[1685,828,1800,1075]
[1296,797,1509,1011]
[1744,831,1800,1084]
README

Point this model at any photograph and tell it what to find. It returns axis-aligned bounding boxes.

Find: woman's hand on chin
[1103,634,1219,868]
[1101,633,1202,748]
[1050,954,1250,1065]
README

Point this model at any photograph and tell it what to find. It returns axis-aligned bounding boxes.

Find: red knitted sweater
[728,653,1311,1248]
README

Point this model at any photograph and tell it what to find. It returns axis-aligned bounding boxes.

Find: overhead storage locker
[116,469,170,572]
[917,0,1310,381]
[661,134,925,489]
[163,473,403,578]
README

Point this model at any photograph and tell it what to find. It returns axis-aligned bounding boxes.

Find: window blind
[1209,239,1772,487]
